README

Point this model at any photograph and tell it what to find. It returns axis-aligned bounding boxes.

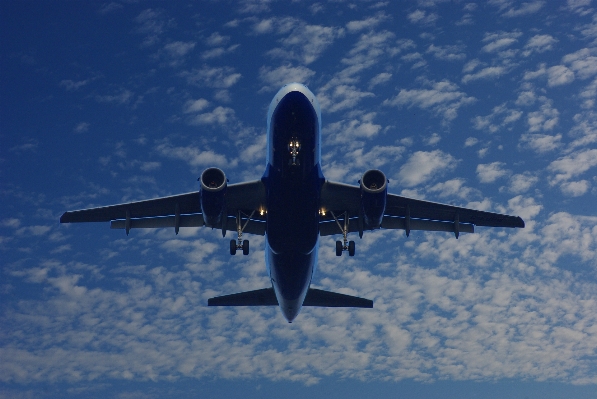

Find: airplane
[60,83,525,323]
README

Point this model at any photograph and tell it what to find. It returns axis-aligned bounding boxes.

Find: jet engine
[200,167,227,227]
[360,169,387,228]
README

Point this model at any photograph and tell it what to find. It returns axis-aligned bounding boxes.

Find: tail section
[208,287,372,308]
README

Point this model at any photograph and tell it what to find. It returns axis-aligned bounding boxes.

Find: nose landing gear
[288,138,301,166]
[331,210,355,257]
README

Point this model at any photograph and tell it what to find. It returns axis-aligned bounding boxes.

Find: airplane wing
[60,180,267,235]
[319,181,524,237]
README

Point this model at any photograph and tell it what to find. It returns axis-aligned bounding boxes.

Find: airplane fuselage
[59,83,525,324]
[263,84,323,322]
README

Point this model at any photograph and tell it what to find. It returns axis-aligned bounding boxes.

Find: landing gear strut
[331,211,355,257]
[230,210,254,256]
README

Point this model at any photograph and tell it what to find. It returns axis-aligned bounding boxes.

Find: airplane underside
[60,83,525,323]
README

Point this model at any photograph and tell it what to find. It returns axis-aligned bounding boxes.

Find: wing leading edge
[60,180,267,235]
[319,180,524,237]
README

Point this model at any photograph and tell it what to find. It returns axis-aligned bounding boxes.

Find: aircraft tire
[230,239,237,255]
[242,239,249,255]
[336,241,343,256]
[348,240,355,256]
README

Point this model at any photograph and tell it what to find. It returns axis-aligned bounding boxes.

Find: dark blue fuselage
[263,84,323,322]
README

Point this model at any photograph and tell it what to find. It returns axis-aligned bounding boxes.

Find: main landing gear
[331,211,355,257]
[230,210,254,256]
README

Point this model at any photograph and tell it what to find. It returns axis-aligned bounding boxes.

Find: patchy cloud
[397,150,458,187]
[476,162,510,183]
[156,142,238,169]
[385,80,476,123]
[259,65,316,92]
[181,65,242,89]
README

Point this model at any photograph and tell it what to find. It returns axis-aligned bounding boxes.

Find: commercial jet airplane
[61,83,525,322]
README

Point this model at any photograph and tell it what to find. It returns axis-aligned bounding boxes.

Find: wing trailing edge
[208,287,373,308]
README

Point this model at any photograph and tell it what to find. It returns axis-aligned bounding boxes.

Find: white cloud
[523,63,547,81]
[567,0,593,15]
[60,79,91,91]
[527,99,559,132]
[95,90,134,105]
[562,48,597,80]
[515,89,537,106]
[464,137,478,147]
[384,80,476,123]
[188,106,235,126]
[258,65,315,92]
[471,103,522,132]
[324,113,383,143]
[2,218,21,228]
[181,66,242,89]
[428,178,480,200]
[205,32,230,47]
[398,150,458,187]
[317,85,374,113]
[502,1,545,17]
[547,65,575,87]
[369,72,392,88]
[346,13,389,33]
[183,99,210,113]
[156,142,238,169]
[163,41,196,57]
[560,180,590,197]
[74,122,90,133]
[344,145,405,170]
[201,45,239,60]
[548,148,597,184]
[134,8,166,47]
[426,44,466,61]
[425,133,441,145]
[260,18,345,64]
[408,10,438,25]
[481,31,522,53]
[522,34,557,56]
[519,133,562,153]
[476,162,510,183]
[507,173,539,194]
[462,66,508,84]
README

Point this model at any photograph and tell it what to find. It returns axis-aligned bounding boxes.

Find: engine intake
[200,167,227,227]
[360,169,387,228]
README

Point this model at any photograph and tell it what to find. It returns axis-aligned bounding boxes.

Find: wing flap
[111,214,204,230]
[381,216,474,234]
[110,214,266,235]
[319,216,474,236]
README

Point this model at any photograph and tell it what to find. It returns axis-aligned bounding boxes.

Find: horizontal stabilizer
[208,287,373,308]
[208,288,278,306]
[304,288,373,308]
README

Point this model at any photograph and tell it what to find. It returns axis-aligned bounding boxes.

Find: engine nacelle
[200,167,227,227]
[360,169,387,228]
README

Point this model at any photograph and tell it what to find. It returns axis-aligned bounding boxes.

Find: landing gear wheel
[230,240,237,255]
[242,239,249,255]
[336,241,343,256]
[348,240,355,257]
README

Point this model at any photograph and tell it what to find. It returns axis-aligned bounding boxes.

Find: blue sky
[1,0,597,398]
